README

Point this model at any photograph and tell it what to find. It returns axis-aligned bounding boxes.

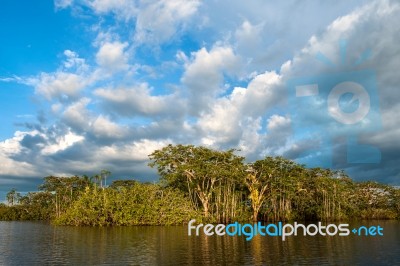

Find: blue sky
[1,0,399,197]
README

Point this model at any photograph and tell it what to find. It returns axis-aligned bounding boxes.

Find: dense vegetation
[1,144,399,225]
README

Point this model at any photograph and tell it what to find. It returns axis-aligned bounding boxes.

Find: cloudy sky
[0,0,399,196]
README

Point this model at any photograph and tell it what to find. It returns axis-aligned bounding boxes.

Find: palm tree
[82,175,93,185]
[93,174,102,188]
[6,188,20,206]
[100,169,111,187]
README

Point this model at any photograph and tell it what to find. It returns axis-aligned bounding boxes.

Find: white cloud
[95,139,172,161]
[271,0,400,183]
[0,75,22,82]
[0,131,40,176]
[54,0,73,9]
[42,131,84,155]
[193,69,283,156]
[63,50,86,70]
[62,98,92,131]
[264,115,292,155]
[3,0,400,186]
[51,103,63,113]
[72,0,200,44]
[197,97,242,145]
[235,20,264,58]
[240,71,284,116]
[135,0,201,44]
[183,46,239,84]
[91,115,127,138]
[267,115,291,131]
[34,72,87,100]
[237,117,262,157]
[182,45,241,113]
[27,50,90,101]
[0,153,37,177]
[1,131,27,155]
[94,83,183,117]
[96,41,129,72]
[62,99,129,138]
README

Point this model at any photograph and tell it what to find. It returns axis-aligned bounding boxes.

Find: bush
[54,183,202,226]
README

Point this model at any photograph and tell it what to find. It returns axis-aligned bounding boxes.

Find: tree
[245,157,302,221]
[110,179,137,189]
[39,175,92,218]
[6,188,20,206]
[82,175,94,186]
[100,169,111,187]
[244,165,270,222]
[149,144,245,218]
[93,174,102,188]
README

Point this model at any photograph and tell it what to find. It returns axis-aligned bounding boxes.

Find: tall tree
[245,157,302,221]
[39,175,92,217]
[93,174,102,188]
[149,144,245,218]
[100,169,111,187]
[6,188,20,206]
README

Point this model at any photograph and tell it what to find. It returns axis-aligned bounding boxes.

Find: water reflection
[0,221,398,265]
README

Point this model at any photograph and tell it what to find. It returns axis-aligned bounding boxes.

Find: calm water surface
[0,221,399,265]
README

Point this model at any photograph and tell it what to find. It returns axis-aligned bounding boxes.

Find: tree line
[1,144,399,225]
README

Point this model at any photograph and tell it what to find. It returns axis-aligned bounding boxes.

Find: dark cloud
[20,134,46,150]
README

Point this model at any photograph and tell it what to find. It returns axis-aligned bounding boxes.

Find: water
[0,221,399,265]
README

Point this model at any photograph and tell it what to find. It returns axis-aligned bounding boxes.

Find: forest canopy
[1,144,399,225]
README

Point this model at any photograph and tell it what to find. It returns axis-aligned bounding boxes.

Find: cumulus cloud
[134,0,201,44]
[34,72,86,101]
[25,50,90,102]
[94,83,184,117]
[94,138,172,162]
[277,0,400,183]
[187,0,400,184]
[235,20,264,59]
[64,0,200,44]
[96,41,129,72]
[197,96,242,146]
[1,0,400,189]
[0,132,38,177]
[91,115,128,139]
[63,50,86,70]
[264,115,292,153]
[41,131,84,155]
[181,45,241,114]
[192,69,284,156]
[62,98,92,132]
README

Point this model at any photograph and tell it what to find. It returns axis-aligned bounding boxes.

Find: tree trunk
[198,193,210,217]
[203,200,209,217]
[252,208,259,222]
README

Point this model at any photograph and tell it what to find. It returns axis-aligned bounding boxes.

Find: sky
[0,0,399,197]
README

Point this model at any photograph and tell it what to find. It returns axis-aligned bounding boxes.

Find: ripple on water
[0,221,399,265]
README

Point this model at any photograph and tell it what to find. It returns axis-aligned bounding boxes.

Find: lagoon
[0,221,399,265]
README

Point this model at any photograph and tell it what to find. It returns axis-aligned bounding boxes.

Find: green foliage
[149,145,400,222]
[110,179,138,189]
[54,183,201,226]
[0,191,54,221]
[149,144,246,222]
[1,144,399,224]
[245,157,303,221]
